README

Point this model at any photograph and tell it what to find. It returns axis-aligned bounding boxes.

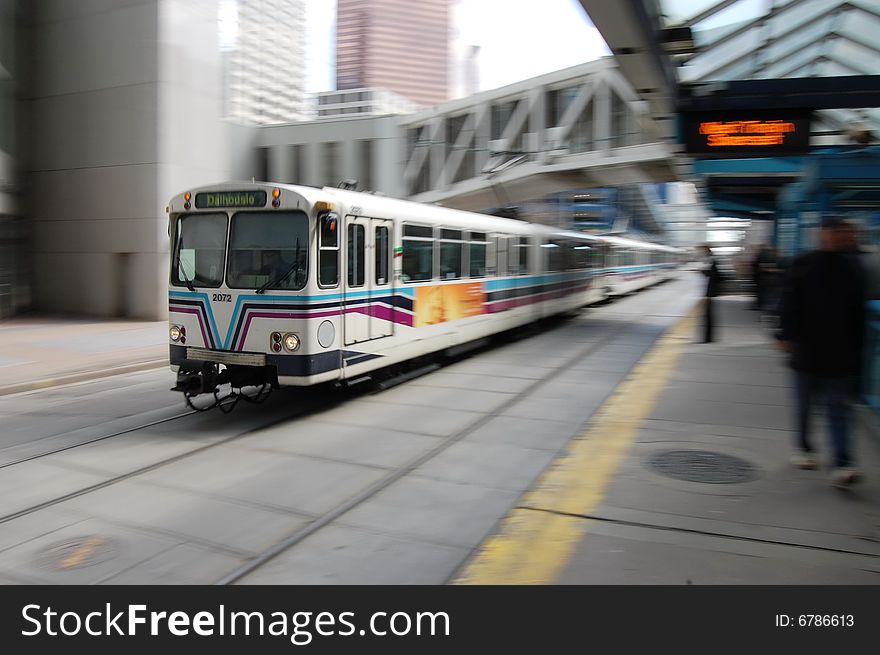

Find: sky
[301,0,610,96]
[220,0,765,98]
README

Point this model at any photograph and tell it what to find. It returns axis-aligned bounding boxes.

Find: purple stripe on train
[237,305,413,350]
[169,305,211,348]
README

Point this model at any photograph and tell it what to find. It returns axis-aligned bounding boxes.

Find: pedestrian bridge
[401,58,678,211]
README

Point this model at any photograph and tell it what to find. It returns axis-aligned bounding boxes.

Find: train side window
[469,231,487,278]
[507,236,519,276]
[402,223,434,283]
[375,225,389,285]
[544,239,564,272]
[496,235,509,277]
[574,243,590,269]
[347,223,365,287]
[486,236,496,276]
[517,237,531,274]
[439,228,463,280]
[318,212,339,287]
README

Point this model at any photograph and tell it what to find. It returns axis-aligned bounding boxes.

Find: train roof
[322,186,595,238]
[171,182,601,239]
[598,234,678,251]
[169,182,676,251]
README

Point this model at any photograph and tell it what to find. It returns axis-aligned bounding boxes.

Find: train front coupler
[171,359,228,396]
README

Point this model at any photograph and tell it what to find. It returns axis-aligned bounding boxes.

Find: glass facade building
[336,0,450,107]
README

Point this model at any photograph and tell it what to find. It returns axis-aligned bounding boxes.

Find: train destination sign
[195,191,268,209]
[683,110,811,156]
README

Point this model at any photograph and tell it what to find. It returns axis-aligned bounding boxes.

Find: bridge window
[440,229,464,280]
[546,86,578,127]
[491,100,517,140]
[402,223,434,283]
[570,102,593,154]
[469,232,487,278]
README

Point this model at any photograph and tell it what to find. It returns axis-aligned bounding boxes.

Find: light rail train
[166,182,679,407]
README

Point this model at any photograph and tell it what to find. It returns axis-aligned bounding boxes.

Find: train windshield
[172,212,227,288]
[227,211,309,290]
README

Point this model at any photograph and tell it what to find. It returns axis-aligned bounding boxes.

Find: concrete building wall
[26,0,231,319]
[256,115,404,197]
[0,0,26,318]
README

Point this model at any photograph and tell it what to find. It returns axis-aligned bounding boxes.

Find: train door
[370,218,393,339]
[495,235,509,280]
[343,215,394,347]
[343,215,370,346]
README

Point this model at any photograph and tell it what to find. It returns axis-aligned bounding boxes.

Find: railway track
[0,277,693,584]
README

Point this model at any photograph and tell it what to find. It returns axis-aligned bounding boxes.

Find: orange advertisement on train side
[414,282,486,327]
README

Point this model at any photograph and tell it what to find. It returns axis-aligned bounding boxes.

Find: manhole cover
[649,450,757,484]
[36,535,116,571]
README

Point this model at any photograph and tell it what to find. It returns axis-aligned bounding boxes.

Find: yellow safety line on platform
[454,305,699,584]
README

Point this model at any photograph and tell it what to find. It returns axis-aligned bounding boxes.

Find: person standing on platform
[840,221,880,300]
[700,245,723,343]
[752,246,771,311]
[838,220,879,401]
[776,217,867,487]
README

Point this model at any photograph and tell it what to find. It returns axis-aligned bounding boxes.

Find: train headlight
[169,325,182,342]
[283,333,301,352]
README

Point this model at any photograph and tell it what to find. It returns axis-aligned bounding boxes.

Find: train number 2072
[212,293,232,302]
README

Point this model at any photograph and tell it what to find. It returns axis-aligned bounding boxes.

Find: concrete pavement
[0,317,167,395]
[458,295,880,584]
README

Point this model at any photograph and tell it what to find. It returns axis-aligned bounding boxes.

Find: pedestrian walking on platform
[839,221,880,300]
[700,245,723,343]
[776,217,867,488]
[751,246,772,311]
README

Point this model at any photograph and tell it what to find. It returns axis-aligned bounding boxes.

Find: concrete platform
[0,317,167,395]
[458,295,880,584]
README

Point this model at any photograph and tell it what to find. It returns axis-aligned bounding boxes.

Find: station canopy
[664,0,880,139]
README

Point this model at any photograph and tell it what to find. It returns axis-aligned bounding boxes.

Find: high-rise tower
[336,0,450,107]
[227,0,307,124]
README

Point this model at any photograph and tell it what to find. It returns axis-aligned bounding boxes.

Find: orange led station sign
[684,110,811,156]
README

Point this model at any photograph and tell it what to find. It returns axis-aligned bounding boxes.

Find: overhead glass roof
[657,0,880,81]
[657,0,880,136]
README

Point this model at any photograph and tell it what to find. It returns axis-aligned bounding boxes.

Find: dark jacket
[702,257,723,298]
[777,250,867,377]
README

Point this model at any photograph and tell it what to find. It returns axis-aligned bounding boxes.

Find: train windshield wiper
[256,238,301,295]
[174,250,196,292]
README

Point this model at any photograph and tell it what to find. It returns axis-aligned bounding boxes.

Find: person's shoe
[791,452,818,470]
[830,467,861,488]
